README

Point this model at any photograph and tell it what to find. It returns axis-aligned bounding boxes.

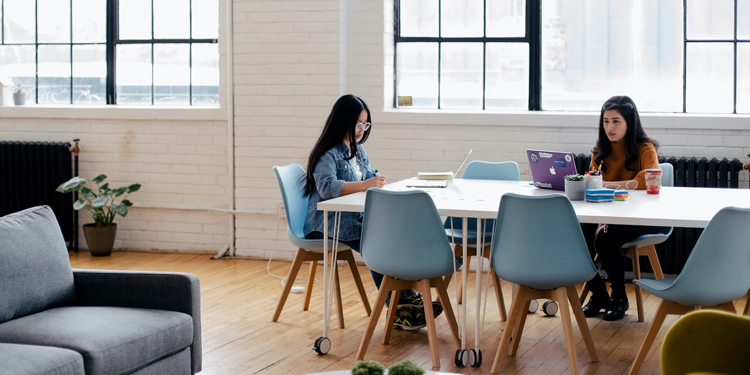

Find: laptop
[406,150,473,188]
[527,149,578,191]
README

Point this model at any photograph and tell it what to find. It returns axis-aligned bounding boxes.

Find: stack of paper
[417,172,454,180]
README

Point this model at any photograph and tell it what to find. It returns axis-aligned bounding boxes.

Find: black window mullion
[528,0,541,110]
[35,0,38,104]
[392,0,399,108]
[151,0,154,105]
[189,0,192,106]
[106,0,116,104]
[69,0,73,104]
[734,0,738,114]
[482,0,486,110]
[683,0,687,113]
[2,0,4,44]
[437,0,441,109]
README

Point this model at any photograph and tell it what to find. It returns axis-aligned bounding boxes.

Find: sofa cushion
[0,206,75,324]
[0,307,193,375]
[0,343,84,375]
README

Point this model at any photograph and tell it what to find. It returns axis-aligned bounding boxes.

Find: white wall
[1,0,749,259]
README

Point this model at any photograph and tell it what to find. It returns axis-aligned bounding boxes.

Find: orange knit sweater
[589,142,659,190]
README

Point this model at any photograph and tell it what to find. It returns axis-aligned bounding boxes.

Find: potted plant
[388,359,425,375]
[351,360,386,375]
[57,174,140,256]
[13,84,25,106]
[564,175,586,201]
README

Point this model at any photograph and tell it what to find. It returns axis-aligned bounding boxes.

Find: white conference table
[313,178,750,366]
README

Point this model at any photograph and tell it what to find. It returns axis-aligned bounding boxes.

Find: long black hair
[304,94,372,197]
[593,95,659,172]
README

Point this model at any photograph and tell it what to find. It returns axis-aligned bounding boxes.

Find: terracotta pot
[83,223,117,256]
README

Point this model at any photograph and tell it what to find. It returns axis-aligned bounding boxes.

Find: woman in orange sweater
[581,96,670,321]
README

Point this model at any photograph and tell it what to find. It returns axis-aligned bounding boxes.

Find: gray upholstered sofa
[0,206,202,375]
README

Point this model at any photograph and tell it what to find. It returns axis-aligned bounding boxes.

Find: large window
[395,0,750,114]
[0,0,219,106]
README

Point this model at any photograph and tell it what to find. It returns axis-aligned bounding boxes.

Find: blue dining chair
[490,193,599,375]
[443,161,519,319]
[580,163,675,322]
[272,164,371,328]
[627,206,750,375]
[356,188,460,369]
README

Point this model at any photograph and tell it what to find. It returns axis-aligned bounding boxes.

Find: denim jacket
[304,142,377,241]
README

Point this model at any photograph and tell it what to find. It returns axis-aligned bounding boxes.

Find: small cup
[645,169,662,195]
[584,174,602,190]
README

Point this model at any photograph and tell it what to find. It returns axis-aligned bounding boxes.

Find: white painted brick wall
[2,0,750,261]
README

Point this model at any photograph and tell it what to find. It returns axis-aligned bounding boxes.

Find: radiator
[573,154,743,274]
[0,141,78,251]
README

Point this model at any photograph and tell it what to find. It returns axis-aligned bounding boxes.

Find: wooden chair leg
[579,283,590,305]
[303,259,317,311]
[744,293,750,316]
[631,247,645,322]
[357,277,392,361]
[491,269,508,321]
[713,301,737,314]
[272,248,307,322]
[627,299,672,375]
[432,277,460,348]
[418,279,441,369]
[566,286,599,362]
[491,286,527,374]
[557,287,581,375]
[644,245,665,279]
[382,289,400,345]
[510,299,531,356]
[342,250,372,316]
[334,267,345,329]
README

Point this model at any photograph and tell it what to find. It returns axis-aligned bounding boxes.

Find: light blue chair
[444,161,519,318]
[627,206,750,375]
[490,193,599,374]
[356,189,460,369]
[581,163,674,322]
[272,164,371,328]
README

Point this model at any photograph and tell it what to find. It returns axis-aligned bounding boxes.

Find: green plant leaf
[122,200,133,207]
[73,199,87,210]
[56,177,87,193]
[80,186,94,198]
[128,183,141,193]
[114,187,128,197]
[92,197,109,208]
[93,174,107,184]
[113,203,128,217]
[100,183,109,191]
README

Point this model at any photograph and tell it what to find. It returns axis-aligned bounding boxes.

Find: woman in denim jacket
[303,95,437,330]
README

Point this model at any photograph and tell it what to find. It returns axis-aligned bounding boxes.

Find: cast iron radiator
[573,154,743,274]
[0,141,78,251]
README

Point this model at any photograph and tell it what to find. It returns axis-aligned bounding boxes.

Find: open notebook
[406,150,472,188]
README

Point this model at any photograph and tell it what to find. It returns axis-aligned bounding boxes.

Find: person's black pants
[581,223,670,299]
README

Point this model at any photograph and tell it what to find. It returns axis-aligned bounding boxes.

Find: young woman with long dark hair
[581,95,671,321]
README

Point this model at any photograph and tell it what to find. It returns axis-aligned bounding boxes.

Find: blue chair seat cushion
[622,228,674,249]
[444,228,493,247]
[287,228,352,253]
[634,278,675,298]
[0,343,84,375]
[0,306,193,375]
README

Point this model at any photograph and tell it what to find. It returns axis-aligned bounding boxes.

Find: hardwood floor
[69,251,748,375]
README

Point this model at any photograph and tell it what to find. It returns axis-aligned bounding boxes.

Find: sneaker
[414,301,444,320]
[392,306,425,330]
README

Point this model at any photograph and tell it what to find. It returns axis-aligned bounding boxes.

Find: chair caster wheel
[313,337,330,355]
[542,301,559,316]
[469,349,482,367]
[528,299,539,313]
[455,349,469,367]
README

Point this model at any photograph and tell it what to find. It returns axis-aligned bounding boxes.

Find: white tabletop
[317,179,750,228]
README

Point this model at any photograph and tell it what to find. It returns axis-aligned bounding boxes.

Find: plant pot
[564,179,586,201]
[13,92,25,106]
[83,223,117,256]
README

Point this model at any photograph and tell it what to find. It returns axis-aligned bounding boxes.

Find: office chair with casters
[580,163,674,322]
[271,164,371,329]
[443,160,519,321]
[490,193,599,375]
[356,189,460,370]
[627,206,750,375]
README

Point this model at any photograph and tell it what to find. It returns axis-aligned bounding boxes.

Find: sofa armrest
[72,269,202,374]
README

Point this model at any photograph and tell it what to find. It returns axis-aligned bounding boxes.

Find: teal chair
[272,164,371,328]
[356,189,460,369]
[490,193,599,374]
[443,161,519,319]
[580,163,675,322]
[627,206,750,375]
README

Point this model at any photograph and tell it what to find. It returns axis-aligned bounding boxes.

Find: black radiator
[0,141,78,251]
[573,154,744,274]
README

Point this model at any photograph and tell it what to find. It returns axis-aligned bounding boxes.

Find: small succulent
[565,174,584,181]
[351,360,386,375]
[388,359,425,375]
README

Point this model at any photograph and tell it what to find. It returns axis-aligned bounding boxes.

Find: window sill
[0,105,228,121]
[375,109,750,130]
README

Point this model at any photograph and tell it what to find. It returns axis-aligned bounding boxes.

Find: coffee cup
[645,169,662,194]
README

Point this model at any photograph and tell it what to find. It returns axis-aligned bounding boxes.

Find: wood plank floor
[69,251,748,375]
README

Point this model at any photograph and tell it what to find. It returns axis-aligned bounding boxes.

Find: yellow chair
[661,310,750,375]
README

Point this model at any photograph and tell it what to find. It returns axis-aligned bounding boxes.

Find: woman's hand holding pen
[366,175,387,189]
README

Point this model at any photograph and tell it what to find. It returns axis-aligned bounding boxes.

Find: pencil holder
[584,174,602,190]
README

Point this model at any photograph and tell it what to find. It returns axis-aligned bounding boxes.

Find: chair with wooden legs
[356,189,460,369]
[627,206,750,375]
[272,165,371,327]
[489,193,599,375]
[443,161,519,320]
[580,163,674,322]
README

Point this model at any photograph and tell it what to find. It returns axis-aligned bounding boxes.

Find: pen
[374,170,380,177]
